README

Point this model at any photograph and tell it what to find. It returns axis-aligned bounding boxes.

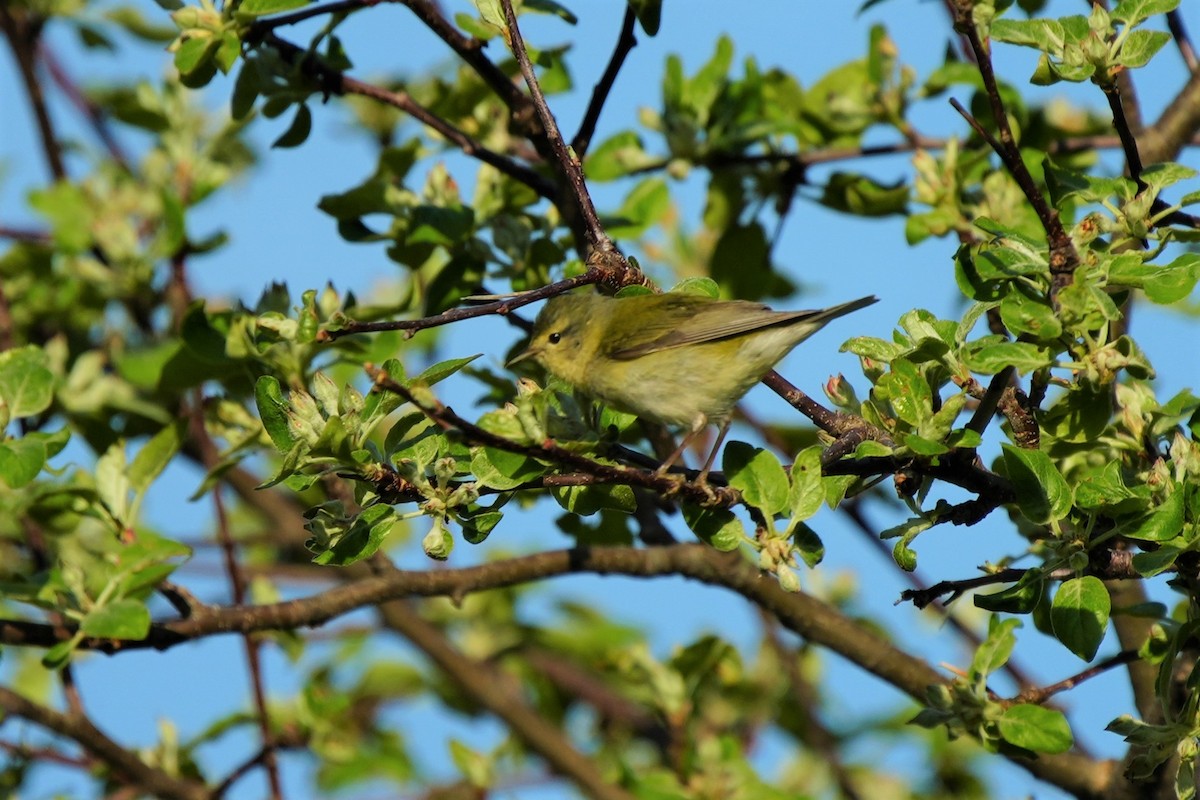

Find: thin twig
[399,0,534,118]
[39,43,131,172]
[949,4,1079,289]
[572,6,638,157]
[192,400,283,800]
[841,503,1038,690]
[1168,10,1199,73]
[367,367,743,507]
[260,32,555,199]
[0,687,211,800]
[1012,650,1140,705]
[248,0,382,31]
[318,271,596,341]
[0,6,65,180]
[500,0,614,256]
[1101,82,1146,186]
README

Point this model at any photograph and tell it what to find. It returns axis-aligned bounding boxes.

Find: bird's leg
[696,419,731,486]
[654,414,708,477]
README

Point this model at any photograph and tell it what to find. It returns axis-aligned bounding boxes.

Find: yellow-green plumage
[510,291,876,475]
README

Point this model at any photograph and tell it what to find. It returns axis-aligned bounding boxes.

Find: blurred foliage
[3,0,1200,797]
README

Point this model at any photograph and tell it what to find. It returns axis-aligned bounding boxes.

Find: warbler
[508,290,877,481]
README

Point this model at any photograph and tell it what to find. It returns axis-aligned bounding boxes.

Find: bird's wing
[605,295,877,360]
[605,298,801,360]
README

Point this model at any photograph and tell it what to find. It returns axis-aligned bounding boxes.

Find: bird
[508,290,877,482]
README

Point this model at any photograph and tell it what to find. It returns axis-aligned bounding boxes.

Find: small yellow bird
[508,291,877,481]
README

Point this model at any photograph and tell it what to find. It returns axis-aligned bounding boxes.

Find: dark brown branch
[399,0,535,119]
[39,44,131,173]
[0,225,51,243]
[901,567,1034,609]
[841,502,1037,690]
[964,367,1013,436]
[318,272,596,341]
[0,6,65,180]
[0,687,212,800]
[258,32,555,199]
[901,553,1142,610]
[248,0,382,31]
[949,3,1079,290]
[571,7,638,157]
[191,401,282,798]
[761,370,891,443]
[373,593,634,800]
[368,368,742,507]
[1012,650,1140,706]
[1168,10,1199,73]
[499,0,615,258]
[1101,82,1146,186]
[760,616,865,800]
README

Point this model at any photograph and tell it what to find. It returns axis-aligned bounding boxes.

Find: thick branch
[0,687,211,800]
[374,595,634,800]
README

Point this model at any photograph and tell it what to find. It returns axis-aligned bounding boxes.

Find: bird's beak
[506,346,539,369]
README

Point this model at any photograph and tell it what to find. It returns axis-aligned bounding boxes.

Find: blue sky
[4,1,1199,797]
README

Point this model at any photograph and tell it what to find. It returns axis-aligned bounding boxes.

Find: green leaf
[997,705,1074,754]
[1123,490,1185,542]
[0,437,50,488]
[1132,539,1186,577]
[1117,29,1170,68]
[669,277,720,298]
[787,447,824,522]
[238,0,308,16]
[965,342,1055,375]
[173,35,215,75]
[407,205,475,246]
[975,573,1044,614]
[680,504,743,551]
[0,345,55,419]
[625,0,661,35]
[129,421,185,493]
[819,172,908,217]
[1001,445,1073,524]
[255,376,296,452]
[1111,0,1180,27]
[972,616,1020,678]
[723,442,789,516]
[877,359,932,426]
[1108,253,1200,304]
[551,484,636,516]
[1051,576,1110,661]
[412,354,482,387]
[841,336,903,363]
[470,447,544,490]
[313,505,397,566]
[272,104,312,149]
[999,288,1062,341]
[584,131,658,181]
[96,442,132,526]
[80,599,152,639]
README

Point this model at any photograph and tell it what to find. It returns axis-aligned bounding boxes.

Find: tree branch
[257,31,556,199]
[572,6,638,157]
[0,687,212,800]
[500,0,617,260]
[318,272,596,341]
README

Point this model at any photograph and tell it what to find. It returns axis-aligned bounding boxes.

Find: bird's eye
[548,332,562,345]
